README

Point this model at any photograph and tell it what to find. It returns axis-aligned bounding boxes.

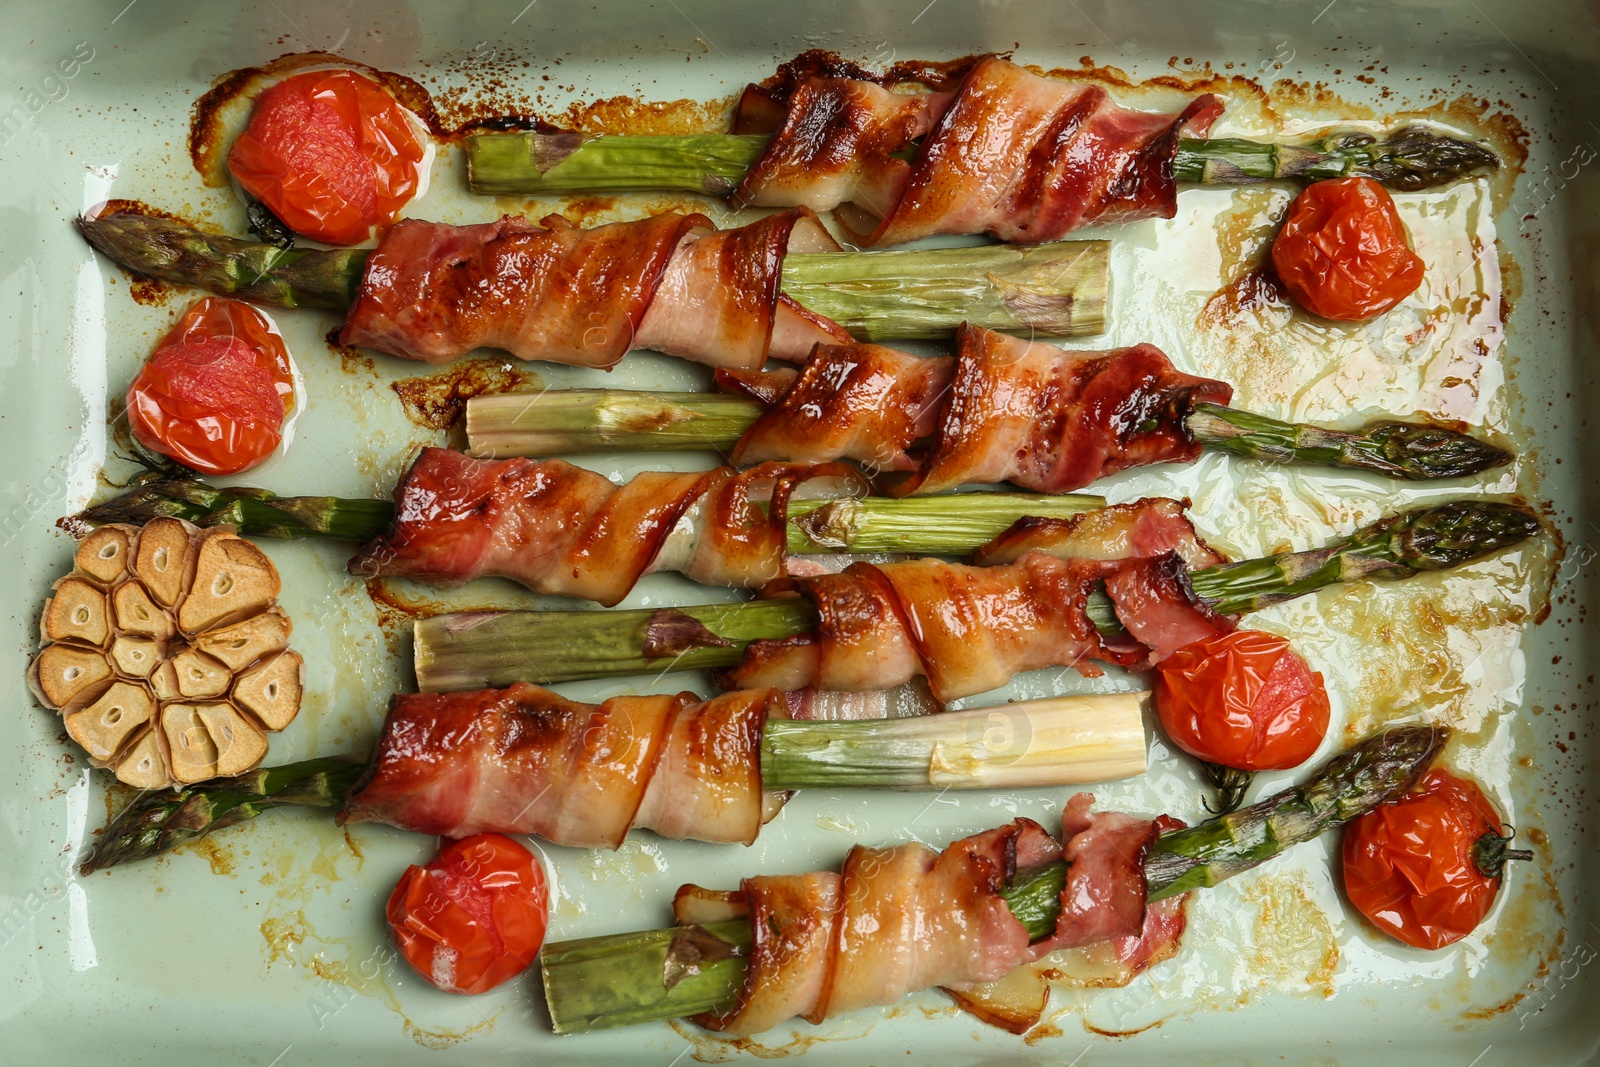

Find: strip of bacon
[337,682,782,848]
[734,55,1223,246]
[347,447,868,607]
[978,499,1234,665]
[971,496,1224,569]
[726,497,1229,701]
[339,209,849,368]
[722,325,1233,495]
[673,797,1187,1035]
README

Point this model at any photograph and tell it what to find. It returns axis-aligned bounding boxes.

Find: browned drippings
[362,579,421,659]
[323,327,375,374]
[1202,265,1287,328]
[390,357,542,430]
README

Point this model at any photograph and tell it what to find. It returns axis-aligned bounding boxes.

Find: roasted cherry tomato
[1342,768,1531,950]
[1271,176,1426,321]
[386,833,549,995]
[1153,628,1330,771]
[227,69,427,246]
[125,297,295,476]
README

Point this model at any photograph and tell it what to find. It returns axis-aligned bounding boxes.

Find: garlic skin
[29,518,304,787]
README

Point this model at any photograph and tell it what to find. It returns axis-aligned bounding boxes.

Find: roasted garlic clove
[66,681,155,764]
[114,728,171,790]
[75,526,131,586]
[169,647,233,699]
[109,634,163,679]
[178,531,280,634]
[161,702,220,784]
[132,517,193,607]
[197,702,268,777]
[30,644,113,712]
[36,520,303,789]
[232,651,304,731]
[43,578,110,647]
[112,580,175,642]
[191,609,290,671]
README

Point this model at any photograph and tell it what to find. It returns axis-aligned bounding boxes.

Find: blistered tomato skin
[1271,176,1426,322]
[125,297,294,476]
[1153,628,1331,771]
[227,69,427,246]
[1342,768,1531,950]
[386,833,549,996]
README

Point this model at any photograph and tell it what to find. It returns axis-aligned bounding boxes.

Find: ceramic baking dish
[0,0,1594,1063]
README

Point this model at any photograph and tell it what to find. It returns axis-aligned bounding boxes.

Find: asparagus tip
[1387,499,1543,572]
[1366,421,1514,480]
[1371,127,1500,191]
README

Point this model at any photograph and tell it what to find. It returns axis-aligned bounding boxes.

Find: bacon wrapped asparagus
[83,684,1149,870]
[75,207,1109,362]
[411,500,1542,693]
[468,53,1498,246]
[470,324,1512,491]
[71,448,1105,608]
[541,724,1447,1034]
[338,684,1147,847]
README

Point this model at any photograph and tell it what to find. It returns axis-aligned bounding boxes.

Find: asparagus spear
[75,211,1109,340]
[467,391,1512,482]
[466,128,1498,198]
[80,694,1148,872]
[541,723,1447,1033]
[63,475,1102,556]
[412,499,1542,691]
[78,755,366,874]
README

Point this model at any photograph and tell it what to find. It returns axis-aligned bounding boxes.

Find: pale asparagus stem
[787,494,1104,554]
[540,724,1447,1033]
[75,211,1109,339]
[412,501,1542,691]
[466,393,1510,483]
[760,692,1148,790]
[465,128,1499,198]
[412,600,818,693]
[465,392,760,456]
[83,696,1144,871]
[780,241,1109,339]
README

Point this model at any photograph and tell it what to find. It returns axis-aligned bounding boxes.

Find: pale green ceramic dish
[0,1,1594,1063]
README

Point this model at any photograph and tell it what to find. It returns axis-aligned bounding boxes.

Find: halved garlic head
[30,520,303,788]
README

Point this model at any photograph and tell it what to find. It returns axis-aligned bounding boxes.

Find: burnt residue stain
[390,357,542,430]
[324,327,376,374]
[557,194,619,226]
[1201,265,1288,330]
[361,580,518,659]
[362,579,421,659]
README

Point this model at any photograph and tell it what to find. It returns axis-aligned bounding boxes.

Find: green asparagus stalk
[541,723,1447,1033]
[1182,499,1542,616]
[75,212,364,309]
[468,391,1511,482]
[75,211,1108,339]
[81,695,1146,872]
[63,475,1101,557]
[466,127,1497,198]
[60,475,396,541]
[1184,404,1511,482]
[78,755,366,874]
[413,500,1541,691]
